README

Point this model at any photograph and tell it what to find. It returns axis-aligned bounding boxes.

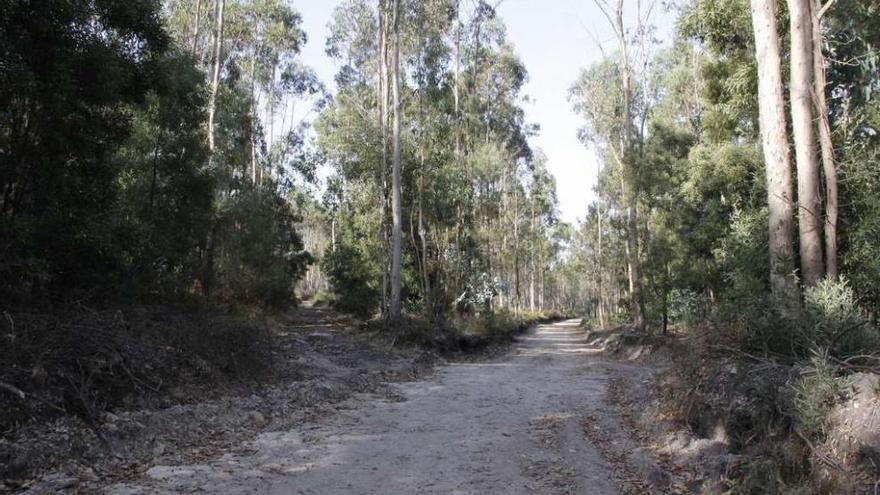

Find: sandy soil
[106,319,627,494]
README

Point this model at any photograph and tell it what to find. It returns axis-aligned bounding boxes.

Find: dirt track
[108,319,625,494]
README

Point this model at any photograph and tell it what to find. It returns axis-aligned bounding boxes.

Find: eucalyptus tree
[788,0,824,286]
[570,0,657,331]
[388,0,404,323]
[319,0,563,321]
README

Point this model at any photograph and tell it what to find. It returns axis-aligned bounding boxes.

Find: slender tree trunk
[417,93,431,308]
[751,0,799,301]
[811,0,838,278]
[377,1,390,316]
[453,0,461,158]
[611,1,646,331]
[513,191,520,316]
[249,42,258,184]
[597,169,606,327]
[207,0,225,155]
[529,202,536,312]
[389,0,403,323]
[788,0,824,286]
[149,133,160,217]
[419,170,430,304]
[268,62,277,176]
[539,266,545,311]
[192,0,203,56]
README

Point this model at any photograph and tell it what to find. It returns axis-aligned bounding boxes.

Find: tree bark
[377,0,390,316]
[389,0,403,323]
[751,0,799,301]
[249,40,258,184]
[453,0,462,159]
[192,0,203,56]
[811,0,838,278]
[611,0,646,331]
[207,0,225,155]
[596,165,606,328]
[788,0,825,286]
[529,201,536,312]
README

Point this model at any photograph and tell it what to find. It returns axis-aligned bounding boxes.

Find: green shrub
[793,351,842,439]
[211,188,312,308]
[802,278,878,357]
[322,244,379,317]
[312,290,337,308]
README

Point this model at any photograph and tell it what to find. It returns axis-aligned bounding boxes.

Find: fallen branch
[0,380,68,414]
[0,380,26,399]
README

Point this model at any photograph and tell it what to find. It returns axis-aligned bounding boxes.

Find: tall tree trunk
[597,167,606,328]
[529,202,536,312]
[207,0,225,155]
[249,42,258,184]
[513,190,520,315]
[751,0,799,301]
[191,0,203,56]
[389,0,403,323]
[377,0,390,316]
[539,264,545,311]
[610,1,646,331]
[788,0,824,286]
[811,0,838,278]
[417,91,431,309]
[453,0,461,158]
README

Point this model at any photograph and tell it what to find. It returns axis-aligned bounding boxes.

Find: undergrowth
[0,306,274,432]
[367,309,568,352]
[652,279,880,493]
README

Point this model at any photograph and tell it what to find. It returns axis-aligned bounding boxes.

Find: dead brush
[0,306,273,433]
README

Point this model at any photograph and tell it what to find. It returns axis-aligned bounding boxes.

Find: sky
[294,0,674,225]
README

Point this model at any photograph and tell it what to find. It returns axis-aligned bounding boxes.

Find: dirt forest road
[109,320,625,494]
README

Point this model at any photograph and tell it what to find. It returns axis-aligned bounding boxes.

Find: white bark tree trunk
[207,0,225,155]
[389,0,403,323]
[788,0,825,286]
[811,0,838,278]
[751,0,799,301]
[377,0,390,316]
[192,0,203,56]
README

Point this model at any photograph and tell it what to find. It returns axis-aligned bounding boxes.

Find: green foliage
[115,53,215,300]
[322,244,379,317]
[0,0,316,309]
[311,290,337,308]
[803,279,878,356]
[838,122,880,317]
[0,0,170,304]
[213,188,312,308]
[318,0,565,323]
[793,352,842,439]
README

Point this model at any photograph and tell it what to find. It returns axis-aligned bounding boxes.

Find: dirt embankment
[587,325,880,494]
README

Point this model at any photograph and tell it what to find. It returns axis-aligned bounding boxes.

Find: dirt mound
[819,372,880,489]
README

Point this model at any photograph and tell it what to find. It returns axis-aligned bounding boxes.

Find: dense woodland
[2,0,880,491]
[4,0,880,337]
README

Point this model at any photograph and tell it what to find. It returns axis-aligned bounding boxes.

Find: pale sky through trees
[296,0,674,225]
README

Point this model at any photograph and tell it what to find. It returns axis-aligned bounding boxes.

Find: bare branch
[592,0,621,39]
[577,15,609,58]
[817,0,836,19]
